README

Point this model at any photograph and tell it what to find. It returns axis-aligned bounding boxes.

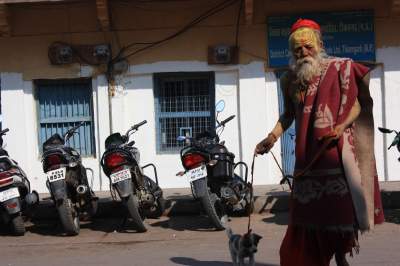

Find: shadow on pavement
[27,217,143,235]
[26,219,64,236]
[262,212,289,226]
[384,209,400,224]
[151,215,221,232]
[0,221,15,236]
[170,257,278,266]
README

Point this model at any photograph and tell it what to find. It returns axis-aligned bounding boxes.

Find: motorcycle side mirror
[378,127,393,134]
[177,136,186,141]
[215,100,225,113]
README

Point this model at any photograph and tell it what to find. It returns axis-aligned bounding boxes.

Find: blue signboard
[267,10,375,67]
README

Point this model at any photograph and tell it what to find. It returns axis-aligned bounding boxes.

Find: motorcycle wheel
[11,215,25,236]
[57,198,80,236]
[124,194,147,232]
[193,179,226,230]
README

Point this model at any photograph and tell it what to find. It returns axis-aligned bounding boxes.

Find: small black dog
[226,228,262,266]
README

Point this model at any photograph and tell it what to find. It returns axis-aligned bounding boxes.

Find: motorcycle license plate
[187,165,207,183]
[46,168,66,183]
[110,169,131,184]
[0,187,20,202]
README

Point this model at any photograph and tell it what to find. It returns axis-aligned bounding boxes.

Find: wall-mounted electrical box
[48,42,111,66]
[207,45,238,65]
[48,43,74,65]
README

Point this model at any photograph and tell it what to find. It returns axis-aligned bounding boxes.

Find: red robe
[279,57,384,266]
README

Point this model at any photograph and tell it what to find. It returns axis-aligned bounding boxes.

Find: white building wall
[0,73,109,193]
[369,66,385,181]
[376,47,400,181]
[119,62,272,189]
[1,48,399,193]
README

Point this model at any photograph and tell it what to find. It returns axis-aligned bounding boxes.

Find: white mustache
[297,57,314,65]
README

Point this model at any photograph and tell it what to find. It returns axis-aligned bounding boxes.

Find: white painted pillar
[238,62,281,185]
[0,73,30,177]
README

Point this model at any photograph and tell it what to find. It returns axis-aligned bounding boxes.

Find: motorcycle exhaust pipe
[76,185,88,195]
[25,191,39,206]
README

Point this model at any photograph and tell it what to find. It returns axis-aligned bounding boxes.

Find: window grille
[36,79,95,156]
[154,72,215,152]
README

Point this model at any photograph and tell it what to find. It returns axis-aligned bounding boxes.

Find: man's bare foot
[335,253,350,266]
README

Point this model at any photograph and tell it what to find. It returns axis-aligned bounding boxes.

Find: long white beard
[289,53,324,85]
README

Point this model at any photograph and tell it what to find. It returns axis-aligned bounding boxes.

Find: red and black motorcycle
[177,100,252,230]
[101,120,164,232]
[42,122,98,236]
[0,128,38,235]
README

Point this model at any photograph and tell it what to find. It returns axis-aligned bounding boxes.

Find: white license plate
[187,165,207,183]
[110,169,131,184]
[0,187,20,202]
[46,168,66,183]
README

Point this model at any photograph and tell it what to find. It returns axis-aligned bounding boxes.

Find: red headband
[290,19,321,34]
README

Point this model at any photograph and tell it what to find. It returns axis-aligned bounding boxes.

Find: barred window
[154,72,215,153]
[36,79,95,156]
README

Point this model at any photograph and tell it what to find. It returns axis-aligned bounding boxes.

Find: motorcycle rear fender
[113,179,133,198]
[191,177,208,198]
[2,197,21,215]
[49,179,67,201]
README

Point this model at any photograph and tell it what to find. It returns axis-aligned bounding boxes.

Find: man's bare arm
[331,98,361,139]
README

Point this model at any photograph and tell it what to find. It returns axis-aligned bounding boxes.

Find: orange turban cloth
[289,19,322,51]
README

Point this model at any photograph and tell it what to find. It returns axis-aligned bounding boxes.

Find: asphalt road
[1,211,399,266]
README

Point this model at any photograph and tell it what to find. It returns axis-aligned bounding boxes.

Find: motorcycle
[100,120,164,232]
[177,100,252,230]
[0,128,38,236]
[42,122,98,236]
[378,126,400,161]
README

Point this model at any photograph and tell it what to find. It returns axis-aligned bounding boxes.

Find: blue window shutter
[276,71,296,175]
[37,79,95,156]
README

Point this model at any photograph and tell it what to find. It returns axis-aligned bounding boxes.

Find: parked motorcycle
[0,128,38,236]
[42,122,98,236]
[177,100,252,230]
[378,126,400,161]
[100,120,164,232]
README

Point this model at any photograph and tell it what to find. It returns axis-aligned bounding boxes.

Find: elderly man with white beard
[255,19,384,266]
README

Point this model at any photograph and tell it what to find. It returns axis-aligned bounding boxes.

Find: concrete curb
[30,184,400,220]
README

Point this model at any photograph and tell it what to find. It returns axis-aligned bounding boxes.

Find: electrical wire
[235,0,243,47]
[114,0,239,62]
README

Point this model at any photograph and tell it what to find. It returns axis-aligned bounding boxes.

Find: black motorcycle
[42,122,98,236]
[101,120,164,232]
[379,126,400,161]
[177,100,252,230]
[0,128,38,236]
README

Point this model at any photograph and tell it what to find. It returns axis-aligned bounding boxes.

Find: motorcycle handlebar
[125,120,147,138]
[0,128,9,136]
[219,115,235,127]
[133,120,147,130]
[64,122,84,139]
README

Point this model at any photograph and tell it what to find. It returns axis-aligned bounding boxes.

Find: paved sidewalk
[32,181,400,220]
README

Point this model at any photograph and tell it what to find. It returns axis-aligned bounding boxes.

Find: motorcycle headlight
[69,162,78,168]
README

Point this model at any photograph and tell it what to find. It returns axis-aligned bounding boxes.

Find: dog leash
[247,154,256,233]
[270,135,336,190]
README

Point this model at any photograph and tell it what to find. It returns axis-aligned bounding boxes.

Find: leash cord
[247,154,256,233]
[270,150,292,190]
